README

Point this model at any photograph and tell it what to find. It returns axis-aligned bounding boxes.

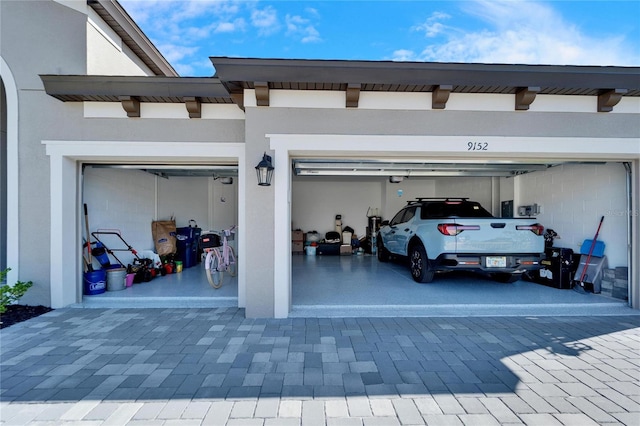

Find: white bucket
[305,246,317,256]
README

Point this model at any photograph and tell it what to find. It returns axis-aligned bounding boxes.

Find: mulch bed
[0,305,53,329]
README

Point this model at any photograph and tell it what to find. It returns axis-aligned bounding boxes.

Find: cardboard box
[292,230,304,242]
[292,241,304,252]
[340,244,352,255]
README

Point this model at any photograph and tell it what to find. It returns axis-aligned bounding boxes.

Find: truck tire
[410,244,434,283]
[377,236,391,262]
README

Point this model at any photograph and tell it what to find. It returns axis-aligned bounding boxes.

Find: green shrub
[0,268,33,314]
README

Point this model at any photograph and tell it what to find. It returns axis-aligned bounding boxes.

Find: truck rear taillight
[437,224,480,236]
[516,223,544,235]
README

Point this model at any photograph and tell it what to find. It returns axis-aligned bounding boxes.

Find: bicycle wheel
[227,246,237,277]
[205,250,224,289]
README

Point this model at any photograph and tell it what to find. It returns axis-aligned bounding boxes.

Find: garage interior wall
[292,176,495,238]
[515,162,628,268]
[83,167,238,267]
[291,165,627,268]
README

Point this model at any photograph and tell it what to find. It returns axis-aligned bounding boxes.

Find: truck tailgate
[452,219,544,254]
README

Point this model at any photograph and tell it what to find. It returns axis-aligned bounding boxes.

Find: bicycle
[202,225,237,289]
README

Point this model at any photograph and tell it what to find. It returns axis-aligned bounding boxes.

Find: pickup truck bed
[378,198,545,283]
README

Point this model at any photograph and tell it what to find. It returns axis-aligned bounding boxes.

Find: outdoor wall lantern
[255,152,274,186]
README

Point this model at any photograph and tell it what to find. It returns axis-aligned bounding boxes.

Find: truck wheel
[492,272,520,283]
[377,237,391,262]
[410,244,434,283]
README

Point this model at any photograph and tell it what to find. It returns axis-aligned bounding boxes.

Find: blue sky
[119,0,640,76]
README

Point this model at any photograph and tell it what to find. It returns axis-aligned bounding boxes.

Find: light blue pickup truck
[377,198,545,283]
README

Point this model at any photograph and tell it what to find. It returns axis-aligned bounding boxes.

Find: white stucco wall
[86,7,155,76]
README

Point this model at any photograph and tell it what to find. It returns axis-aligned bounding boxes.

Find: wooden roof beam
[432,85,452,109]
[230,92,245,111]
[598,88,627,112]
[346,83,361,108]
[255,81,269,106]
[119,96,140,117]
[515,86,540,110]
[184,96,201,118]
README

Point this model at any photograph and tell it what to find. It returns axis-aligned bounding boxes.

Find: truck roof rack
[407,197,469,204]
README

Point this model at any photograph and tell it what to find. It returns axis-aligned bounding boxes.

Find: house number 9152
[467,142,488,151]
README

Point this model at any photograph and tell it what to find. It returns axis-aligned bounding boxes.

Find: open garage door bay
[275,138,635,318]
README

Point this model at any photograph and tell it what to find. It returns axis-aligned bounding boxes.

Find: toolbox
[533,247,575,289]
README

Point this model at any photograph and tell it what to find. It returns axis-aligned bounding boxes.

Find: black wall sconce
[255,152,274,186]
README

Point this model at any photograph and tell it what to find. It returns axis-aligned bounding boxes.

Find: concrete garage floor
[291,255,631,317]
[80,263,238,308]
[79,254,631,317]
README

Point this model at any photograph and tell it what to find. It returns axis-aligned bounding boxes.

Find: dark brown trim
[346,83,361,108]
[598,89,628,112]
[254,82,269,106]
[515,87,540,110]
[119,96,140,117]
[432,85,452,109]
[184,97,201,118]
[40,75,231,103]
[210,57,640,97]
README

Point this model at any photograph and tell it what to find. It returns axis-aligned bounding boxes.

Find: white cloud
[156,43,200,64]
[391,49,417,61]
[285,14,322,43]
[215,18,247,33]
[410,0,639,66]
[251,6,279,35]
[412,12,451,38]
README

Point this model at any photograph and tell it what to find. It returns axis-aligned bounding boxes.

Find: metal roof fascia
[40,75,230,99]
[209,57,640,91]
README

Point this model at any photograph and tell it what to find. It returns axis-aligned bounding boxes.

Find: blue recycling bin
[176,226,201,268]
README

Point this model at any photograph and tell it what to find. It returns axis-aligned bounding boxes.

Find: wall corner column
[273,147,291,318]
[49,153,79,308]
[631,160,639,309]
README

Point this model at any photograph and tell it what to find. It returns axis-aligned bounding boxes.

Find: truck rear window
[420,202,494,219]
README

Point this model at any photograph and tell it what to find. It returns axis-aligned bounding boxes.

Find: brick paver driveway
[1,308,639,425]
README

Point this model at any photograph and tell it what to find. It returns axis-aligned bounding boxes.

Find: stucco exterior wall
[1,0,87,305]
[86,7,154,76]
